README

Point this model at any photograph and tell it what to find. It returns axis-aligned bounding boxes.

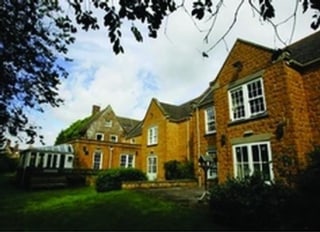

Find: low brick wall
[122,179,198,189]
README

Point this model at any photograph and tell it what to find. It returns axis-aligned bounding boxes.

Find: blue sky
[25,1,318,148]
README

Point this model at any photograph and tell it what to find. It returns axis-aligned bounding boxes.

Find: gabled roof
[285,30,320,66]
[126,121,143,138]
[196,86,214,107]
[156,97,199,122]
[55,105,141,144]
[117,116,141,134]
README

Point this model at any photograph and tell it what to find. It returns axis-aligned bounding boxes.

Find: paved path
[134,187,210,207]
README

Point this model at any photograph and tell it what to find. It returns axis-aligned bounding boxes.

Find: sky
[26,1,318,148]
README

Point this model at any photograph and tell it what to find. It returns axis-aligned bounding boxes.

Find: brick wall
[212,40,319,183]
[302,66,320,144]
[70,139,141,170]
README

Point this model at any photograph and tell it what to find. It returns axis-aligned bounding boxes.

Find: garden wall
[122,179,198,189]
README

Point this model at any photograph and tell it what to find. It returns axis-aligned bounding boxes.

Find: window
[120,154,134,168]
[147,126,158,145]
[96,133,104,141]
[147,156,157,174]
[46,154,52,168]
[38,153,45,168]
[229,78,266,121]
[29,152,36,167]
[146,155,158,180]
[233,142,273,181]
[110,135,118,142]
[93,151,103,170]
[206,150,217,179]
[205,107,216,134]
[105,120,113,127]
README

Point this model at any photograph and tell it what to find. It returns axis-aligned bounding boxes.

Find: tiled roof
[158,98,198,122]
[286,30,320,65]
[117,116,141,134]
[156,85,214,122]
[196,86,214,107]
[55,106,141,143]
[126,121,142,138]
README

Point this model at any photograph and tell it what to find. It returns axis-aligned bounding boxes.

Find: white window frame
[147,126,158,146]
[109,134,118,142]
[120,154,135,168]
[233,141,273,182]
[95,133,104,141]
[206,150,217,179]
[228,78,266,121]
[147,156,157,174]
[93,151,103,170]
[205,106,216,134]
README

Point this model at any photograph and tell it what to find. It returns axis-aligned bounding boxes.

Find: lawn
[0,173,223,231]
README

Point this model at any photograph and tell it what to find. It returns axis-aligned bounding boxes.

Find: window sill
[228,112,269,126]
[204,131,216,136]
[147,144,158,147]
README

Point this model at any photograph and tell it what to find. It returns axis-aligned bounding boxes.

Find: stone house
[56,31,319,186]
[212,31,320,183]
[56,105,141,170]
[137,97,196,180]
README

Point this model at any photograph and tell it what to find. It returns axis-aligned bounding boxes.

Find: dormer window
[110,134,118,142]
[96,133,104,141]
[105,120,113,127]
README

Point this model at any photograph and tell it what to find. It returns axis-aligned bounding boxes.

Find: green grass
[0,173,223,231]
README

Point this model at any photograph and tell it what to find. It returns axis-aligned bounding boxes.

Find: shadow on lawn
[0,173,226,231]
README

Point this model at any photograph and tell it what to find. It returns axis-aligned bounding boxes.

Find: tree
[67,0,320,56]
[0,0,76,144]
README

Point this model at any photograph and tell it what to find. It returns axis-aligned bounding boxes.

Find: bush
[289,146,320,229]
[95,168,147,192]
[209,174,295,230]
[164,160,195,180]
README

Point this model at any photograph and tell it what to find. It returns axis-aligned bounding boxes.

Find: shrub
[95,168,147,192]
[290,145,320,229]
[209,174,295,229]
[164,160,195,180]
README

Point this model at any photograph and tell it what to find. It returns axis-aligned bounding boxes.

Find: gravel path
[134,187,210,207]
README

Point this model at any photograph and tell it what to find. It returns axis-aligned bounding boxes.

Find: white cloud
[26,1,318,147]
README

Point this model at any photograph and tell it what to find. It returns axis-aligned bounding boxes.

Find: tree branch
[205,0,245,54]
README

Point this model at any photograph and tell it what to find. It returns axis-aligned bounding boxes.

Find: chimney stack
[92,105,100,115]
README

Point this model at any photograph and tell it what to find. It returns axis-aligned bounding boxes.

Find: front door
[147,156,157,181]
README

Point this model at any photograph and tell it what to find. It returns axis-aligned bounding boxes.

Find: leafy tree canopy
[55,115,92,145]
[1,0,76,144]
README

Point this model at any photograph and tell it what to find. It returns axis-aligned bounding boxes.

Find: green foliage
[55,116,92,144]
[164,160,195,180]
[209,174,295,229]
[1,0,76,144]
[289,145,320,229]
[95,168,147,192]
[273,146,300,186]
[296,145,320,194]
